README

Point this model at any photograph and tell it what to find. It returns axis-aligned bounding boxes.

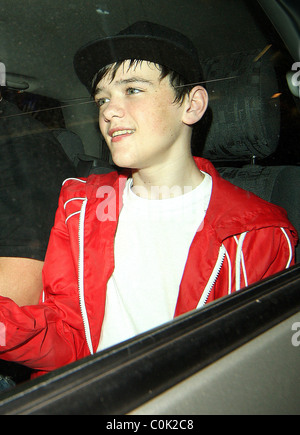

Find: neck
[131,154,204,200]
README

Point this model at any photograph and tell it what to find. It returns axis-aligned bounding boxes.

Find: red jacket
[0,158,297,374]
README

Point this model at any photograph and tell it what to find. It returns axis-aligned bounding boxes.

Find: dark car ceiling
[0,0,270,102]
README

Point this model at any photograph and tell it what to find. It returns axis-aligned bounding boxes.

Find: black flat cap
[74,21,202,93]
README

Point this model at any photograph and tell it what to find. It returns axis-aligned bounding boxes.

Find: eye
[95,97,110,108]
[126,87,142,95]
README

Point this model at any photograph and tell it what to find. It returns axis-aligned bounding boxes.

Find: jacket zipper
[197,244,226,308]
[78,198,94,355]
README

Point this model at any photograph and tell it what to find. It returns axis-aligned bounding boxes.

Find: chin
[111,154,135,169]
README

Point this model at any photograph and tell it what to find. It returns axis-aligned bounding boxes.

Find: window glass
[1,89,65,129]
[0,0,299,390]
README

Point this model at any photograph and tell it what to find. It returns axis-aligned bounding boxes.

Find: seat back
[197,50,299,261]
[52,128,85,168]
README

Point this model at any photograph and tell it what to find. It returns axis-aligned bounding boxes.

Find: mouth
[109,129,135,142]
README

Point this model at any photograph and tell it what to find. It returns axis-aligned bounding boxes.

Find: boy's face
[94,61,191,170]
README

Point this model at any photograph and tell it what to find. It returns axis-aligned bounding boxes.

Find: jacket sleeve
[219,226,296,297]
[0,189,87,373]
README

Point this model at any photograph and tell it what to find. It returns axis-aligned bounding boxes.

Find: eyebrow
[94,77,155,97]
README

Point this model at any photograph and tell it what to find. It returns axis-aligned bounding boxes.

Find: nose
[101,98,125,122]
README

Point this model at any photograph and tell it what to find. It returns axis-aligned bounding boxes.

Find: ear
[182,86,208,126]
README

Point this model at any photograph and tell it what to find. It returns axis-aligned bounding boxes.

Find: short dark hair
[91,59,196,105]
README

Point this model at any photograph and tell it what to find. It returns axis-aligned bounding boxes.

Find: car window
[0,0,299,395]
[2,89,65,129]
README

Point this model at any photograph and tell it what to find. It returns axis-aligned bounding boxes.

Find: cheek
[153,112,180,140]
[140,102,176,136]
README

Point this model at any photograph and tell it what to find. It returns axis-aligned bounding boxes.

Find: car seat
[196,49,300,261]
[52,128,85,169]
[53,128,116,177]
[53,129,117,176]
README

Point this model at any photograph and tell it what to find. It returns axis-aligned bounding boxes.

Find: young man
[0,22,297,375]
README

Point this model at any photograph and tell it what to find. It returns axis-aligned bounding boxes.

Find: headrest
[196,50,280,162]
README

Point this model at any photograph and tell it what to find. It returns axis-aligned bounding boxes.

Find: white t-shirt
[97,172,212,352]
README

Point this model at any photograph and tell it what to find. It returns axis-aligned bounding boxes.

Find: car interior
[2,0,299,253]
[0,0,299,414]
